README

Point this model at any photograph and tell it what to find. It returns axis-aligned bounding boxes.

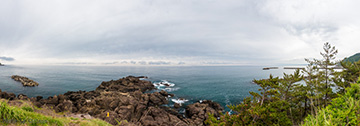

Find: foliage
[0,100,111,126]
[206,42,360,126]
[334,60,360,94]
[303,78,360,126]
[303,42,338,108]
[21,106,34,112]
[206,70,303,126]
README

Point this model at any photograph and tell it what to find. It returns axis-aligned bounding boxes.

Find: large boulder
[17,94,29,100]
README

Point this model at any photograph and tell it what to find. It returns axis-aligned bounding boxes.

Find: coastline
[0,76,223,125]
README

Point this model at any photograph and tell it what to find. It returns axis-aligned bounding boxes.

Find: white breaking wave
[171,98,189,105]
[153,80,176,91]
[163,87,180,92]
[153,80,175,87]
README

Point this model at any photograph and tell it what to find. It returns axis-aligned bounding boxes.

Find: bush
[303,78,360,126]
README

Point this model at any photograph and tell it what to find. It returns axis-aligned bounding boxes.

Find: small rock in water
[11,75,39,87]
[174,103,181,108]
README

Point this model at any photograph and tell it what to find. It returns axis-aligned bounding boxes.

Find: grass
[0,100,112,126]
[21,106,34,112]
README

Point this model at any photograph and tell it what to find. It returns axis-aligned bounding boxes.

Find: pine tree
[334,60,360,94]
[304,42,338,107]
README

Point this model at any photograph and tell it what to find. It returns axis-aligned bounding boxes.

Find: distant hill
[344,53,360,63]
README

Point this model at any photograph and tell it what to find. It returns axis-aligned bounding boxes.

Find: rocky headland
[1,76,223,125]
[11,75,39,86]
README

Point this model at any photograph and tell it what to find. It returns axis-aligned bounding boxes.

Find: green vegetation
[303,79,360,126]
[344,53,360,63]
[206,42,360,125]
[0,100,111,126]
[21,106,34,112]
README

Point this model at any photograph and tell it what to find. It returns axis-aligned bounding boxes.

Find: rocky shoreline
[1,76,223,125]
[11,75,39,86]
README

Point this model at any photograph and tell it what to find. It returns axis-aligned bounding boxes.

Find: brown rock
[174,103,181,108]
[186,100,224,125]
[11,75,39,86]
[17,94,29,100]
[46,95,59,105]
[54,100,75,113]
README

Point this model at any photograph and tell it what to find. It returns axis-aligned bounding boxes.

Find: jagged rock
[54,100,76,113]
[11,75,39,86]
[46,95,59,105]
[149,92,168,105]
[186,100,224,125]
[95,76,155,92]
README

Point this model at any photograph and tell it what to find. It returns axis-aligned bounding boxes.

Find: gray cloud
[130,61,137,64]
[0,0,359,65]
[121,61,128,64]
[0,56,15,61]
[59,62,94,65]
[178,62,185,65]
[102,61,119,65]
[148,61,171,65]
[138,61,147,65]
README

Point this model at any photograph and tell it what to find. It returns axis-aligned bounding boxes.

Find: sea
[0,65,297,111]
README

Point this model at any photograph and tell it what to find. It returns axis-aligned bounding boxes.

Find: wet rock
[36,96,43,101]
[11,75,39,86]
[17,94,29,100]
[174,103,181,108]
[0,91,16,100]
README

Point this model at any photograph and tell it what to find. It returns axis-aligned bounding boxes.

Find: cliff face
[0,76,223,126]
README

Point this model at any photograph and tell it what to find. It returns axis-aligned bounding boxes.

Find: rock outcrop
[2,76,224,126]
[11,75,39,86]
[185,100,224,125]
[0,89,17,100]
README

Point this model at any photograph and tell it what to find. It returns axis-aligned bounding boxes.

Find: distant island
[262,67,278,70]
[0,63,4,66]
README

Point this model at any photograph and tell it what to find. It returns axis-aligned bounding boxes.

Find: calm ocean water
[0,65,296,111]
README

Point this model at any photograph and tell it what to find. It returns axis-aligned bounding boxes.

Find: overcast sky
[0,0,359,66]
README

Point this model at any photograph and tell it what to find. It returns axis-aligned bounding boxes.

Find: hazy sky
[0,0,359,66]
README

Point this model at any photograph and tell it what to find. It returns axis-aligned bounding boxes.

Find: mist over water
[0,65,297,111]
